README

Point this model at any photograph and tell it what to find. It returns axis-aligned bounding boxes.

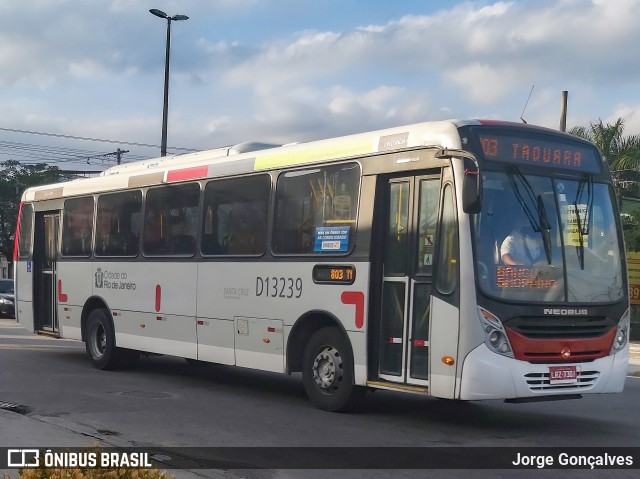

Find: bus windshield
[473,170,624,303]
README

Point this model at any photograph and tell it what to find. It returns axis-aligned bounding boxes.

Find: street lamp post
[149,9,189,157]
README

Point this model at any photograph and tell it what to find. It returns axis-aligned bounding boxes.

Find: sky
[1,0,640,170]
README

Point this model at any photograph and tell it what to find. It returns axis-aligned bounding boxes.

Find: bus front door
[378,175,440,387]
[33,212,60,334]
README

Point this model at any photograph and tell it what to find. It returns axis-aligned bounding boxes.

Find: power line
[0,140,149,166]
[0,126,199,152]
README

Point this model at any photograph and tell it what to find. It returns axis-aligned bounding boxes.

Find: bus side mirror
[462,157,482,214]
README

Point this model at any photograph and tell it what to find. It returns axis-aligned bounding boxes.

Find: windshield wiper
[573,176,593,270]
[506,167,553,265]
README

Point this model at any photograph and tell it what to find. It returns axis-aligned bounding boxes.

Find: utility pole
[85,149,129,166]
[559,91,568,132]
[116,148,128,165]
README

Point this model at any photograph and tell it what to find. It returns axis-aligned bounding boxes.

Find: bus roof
[22,119,477,202]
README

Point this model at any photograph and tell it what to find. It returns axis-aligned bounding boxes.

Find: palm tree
[570,118,640,200]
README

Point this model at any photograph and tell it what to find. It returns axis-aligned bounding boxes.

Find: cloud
[213,0,640,133]
[608,105,640,137]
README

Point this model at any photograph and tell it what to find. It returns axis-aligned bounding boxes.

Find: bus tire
[302,327,357,412]
[85,308,136,370]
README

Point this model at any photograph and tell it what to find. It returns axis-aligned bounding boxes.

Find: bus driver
[500,224,542,265]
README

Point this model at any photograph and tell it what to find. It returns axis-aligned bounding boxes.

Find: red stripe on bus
[155,284,161,312]
[166,166,209,182]
[341,291,364,329]
[57,279,68,303]
[13,202,23,262]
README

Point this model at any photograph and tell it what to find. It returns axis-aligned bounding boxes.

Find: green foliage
[569,118,640,171]
[623,210,640,253]
[0,160,73,267]
[571,118,640,251]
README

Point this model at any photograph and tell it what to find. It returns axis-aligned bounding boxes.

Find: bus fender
[80,295,111,342]
[286,309,352,375]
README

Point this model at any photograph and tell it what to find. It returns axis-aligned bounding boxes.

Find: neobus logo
[543,308,588,316]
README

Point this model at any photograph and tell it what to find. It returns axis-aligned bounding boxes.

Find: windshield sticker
[314,226,350,252]
[562,204,589,247]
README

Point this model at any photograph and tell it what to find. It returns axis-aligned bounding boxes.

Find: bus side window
[273,163,360,255]
[61,196,95,257]
[17,203,34,259]
[96,191,141,257]
[144,184,199,257]
[201,174,270,256]
[436,185,458,294]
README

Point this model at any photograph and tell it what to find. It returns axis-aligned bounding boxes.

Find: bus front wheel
[302,327,357,412]
[85,308,137,370]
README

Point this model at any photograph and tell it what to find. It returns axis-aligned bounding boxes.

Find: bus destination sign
[496,266,556,289]
[478,132,602,173]
[313,265,356,285]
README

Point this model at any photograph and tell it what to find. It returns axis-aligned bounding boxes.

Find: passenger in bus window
[64,201,93,256]
[144,211,165,254]
[500,225,542,265]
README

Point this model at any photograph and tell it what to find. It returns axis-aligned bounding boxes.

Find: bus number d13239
[256,277,303,299]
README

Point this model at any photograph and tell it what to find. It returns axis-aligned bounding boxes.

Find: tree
[571,118,640,252]
[0,160,73,274]
[570,118,640,201]
[622,212,640,252]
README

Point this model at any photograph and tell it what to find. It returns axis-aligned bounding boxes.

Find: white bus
[14,120,630,411]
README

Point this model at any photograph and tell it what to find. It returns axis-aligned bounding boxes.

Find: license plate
[549,365,577,384]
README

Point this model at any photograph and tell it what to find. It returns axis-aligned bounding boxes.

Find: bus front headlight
[478,306,514,358]
[610,308,630,354]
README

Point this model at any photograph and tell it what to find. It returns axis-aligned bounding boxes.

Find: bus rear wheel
[302,327,357,412]
[85,308,138,370]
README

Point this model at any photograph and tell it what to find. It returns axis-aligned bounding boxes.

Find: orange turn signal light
[442,356,455,366]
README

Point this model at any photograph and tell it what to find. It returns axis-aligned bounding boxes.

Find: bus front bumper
[458,343,629,401]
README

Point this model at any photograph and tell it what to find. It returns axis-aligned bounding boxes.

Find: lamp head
[149,9,168,19]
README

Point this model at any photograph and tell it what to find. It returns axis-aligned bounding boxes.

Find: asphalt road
[1,318,639,479]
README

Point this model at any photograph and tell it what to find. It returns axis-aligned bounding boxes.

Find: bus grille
[524,370,600,391]
[506,316,615,339]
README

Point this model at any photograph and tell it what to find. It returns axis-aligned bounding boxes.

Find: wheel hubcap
[312,346,343,392]
[92,324,106,358]
[98,328,106,353]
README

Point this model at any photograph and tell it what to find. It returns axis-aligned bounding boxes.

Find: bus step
[36,330,60,339]
[366,380,428,395]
